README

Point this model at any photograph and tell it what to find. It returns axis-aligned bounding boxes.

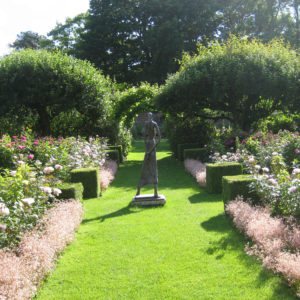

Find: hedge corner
[70,167,100,199]
[206,162,243,194]
[58,182,84,202]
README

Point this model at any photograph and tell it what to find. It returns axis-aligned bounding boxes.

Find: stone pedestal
[131,194,166,206]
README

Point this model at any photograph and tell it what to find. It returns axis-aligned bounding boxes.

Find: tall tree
[9,31,51,50]
[77,0,221,84]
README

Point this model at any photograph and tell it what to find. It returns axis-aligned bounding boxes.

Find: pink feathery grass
[0,200,84,300]
[100,160,118,191]
[226,197,300,293]
[184,159,206,187]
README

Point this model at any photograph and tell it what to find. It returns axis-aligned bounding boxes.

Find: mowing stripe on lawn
[36,140,297,300]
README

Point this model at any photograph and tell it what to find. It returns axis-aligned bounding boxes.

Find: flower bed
[211,131,300,218]
[0,134,107,249]
[226,197,300,296]
[0,199,84,300]
[184,159,206,187]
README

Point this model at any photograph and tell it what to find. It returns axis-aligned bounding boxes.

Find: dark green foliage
[114,83,159,128]
[106,150,120,164]
[77,0,220,84]
[183,148,210,162]
[222,175,255,208]
[156,37,300,131]
[177,144,201,160]
[70,168,100,199]
[108,145,123,163]
[256,112,300,133]
[0,50,116,136]
[58,183,84,202]
[0,147,14,171]
[165,116,216,157]
[206,162,243,194]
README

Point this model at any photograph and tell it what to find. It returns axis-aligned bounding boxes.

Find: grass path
[36,141,297,299]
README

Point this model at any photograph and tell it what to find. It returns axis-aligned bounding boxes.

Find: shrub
[70,168,100,199]
[0,49,117,137]
[222,175,255,208]
[107,145,123,163]
[106,150,120,164]
[183,148,210,162]
[177,143,201,160]
[206,162,243,194]
[58,183,84,201]
[165,116,215,157]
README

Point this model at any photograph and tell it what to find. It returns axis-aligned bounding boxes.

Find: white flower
[10,171,17,176]
[43,167,54,174]
[54,164,63,170]
[22,180,29,186]
[21,198,35,206]
[30,178,36,182]
[254,165,261,170]
[17,161,25,165]
[272,152,279,156]
[0,224,7,232]
[36,160,42,165]
[0,204,9,216]
[40,186,52,194]
[221,155,227,160]
[53,188,62,196]
[268,178,278,186]
[262,167,269,173]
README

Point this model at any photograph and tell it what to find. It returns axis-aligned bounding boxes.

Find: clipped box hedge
[206,162,243,194]
[107,145,123,163]
[70,167,100,199]
[58,182,84,201]
[106,149,120,164]
[222,175,255,208]
[183,148,209,162]
[177,143,201,161]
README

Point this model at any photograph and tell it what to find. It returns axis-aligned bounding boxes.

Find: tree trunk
[35,104,51,136]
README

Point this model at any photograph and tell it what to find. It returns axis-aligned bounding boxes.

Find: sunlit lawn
[36,140,297,299]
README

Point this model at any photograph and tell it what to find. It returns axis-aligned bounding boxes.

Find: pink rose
[28,154,34,160]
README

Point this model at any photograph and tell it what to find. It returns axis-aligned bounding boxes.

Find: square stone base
[131,194,166,206]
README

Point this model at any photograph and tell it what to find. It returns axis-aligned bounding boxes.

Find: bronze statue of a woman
[136,112,161,198]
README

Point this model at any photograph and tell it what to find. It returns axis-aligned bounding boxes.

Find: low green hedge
[183,148,209,162]
[106,149,120,164]
[107,145,123,163]
[206,162,243,194]
[58,182,84,201]
[177,143,201,161]
[222,175,255,209]
[70,167,100,199]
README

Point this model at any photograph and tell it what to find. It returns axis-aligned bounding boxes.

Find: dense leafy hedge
[156,36,300,131]
[0,49,117,137]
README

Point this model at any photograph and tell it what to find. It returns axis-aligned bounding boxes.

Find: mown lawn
[36,140,297,299]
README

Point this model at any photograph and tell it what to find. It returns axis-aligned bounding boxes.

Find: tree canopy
[0,49,116,136]
[156,37,300,131]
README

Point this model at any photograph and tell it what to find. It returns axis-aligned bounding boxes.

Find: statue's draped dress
[138,121,158,188]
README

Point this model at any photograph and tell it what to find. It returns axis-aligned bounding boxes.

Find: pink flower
[18,145,26,150]
[295,149,300,154]
[33,141,39,145]
[269,178,278,186]
[292,168,300,175]
[13,136,18,139]
[288,186,297,193]
[43,167,54,174]
[6,144,11,148]
[28,154,34,160]
[54,164,63,170]
[0,204,9,216]
[53,188,62,196]
[40,186,52,194]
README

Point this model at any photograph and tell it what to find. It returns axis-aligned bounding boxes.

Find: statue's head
[147,112,153,121]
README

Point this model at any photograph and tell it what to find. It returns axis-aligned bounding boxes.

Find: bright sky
[0,0,90,57]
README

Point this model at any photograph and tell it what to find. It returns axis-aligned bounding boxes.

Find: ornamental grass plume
[0,200,83,300]
[226,197,300,294]
[184,159,206,187]
[100,160,118,191]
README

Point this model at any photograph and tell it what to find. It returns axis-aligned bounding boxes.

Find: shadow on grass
[201,213,298,299]
[82,204,142,223]
[188,193,222,204]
